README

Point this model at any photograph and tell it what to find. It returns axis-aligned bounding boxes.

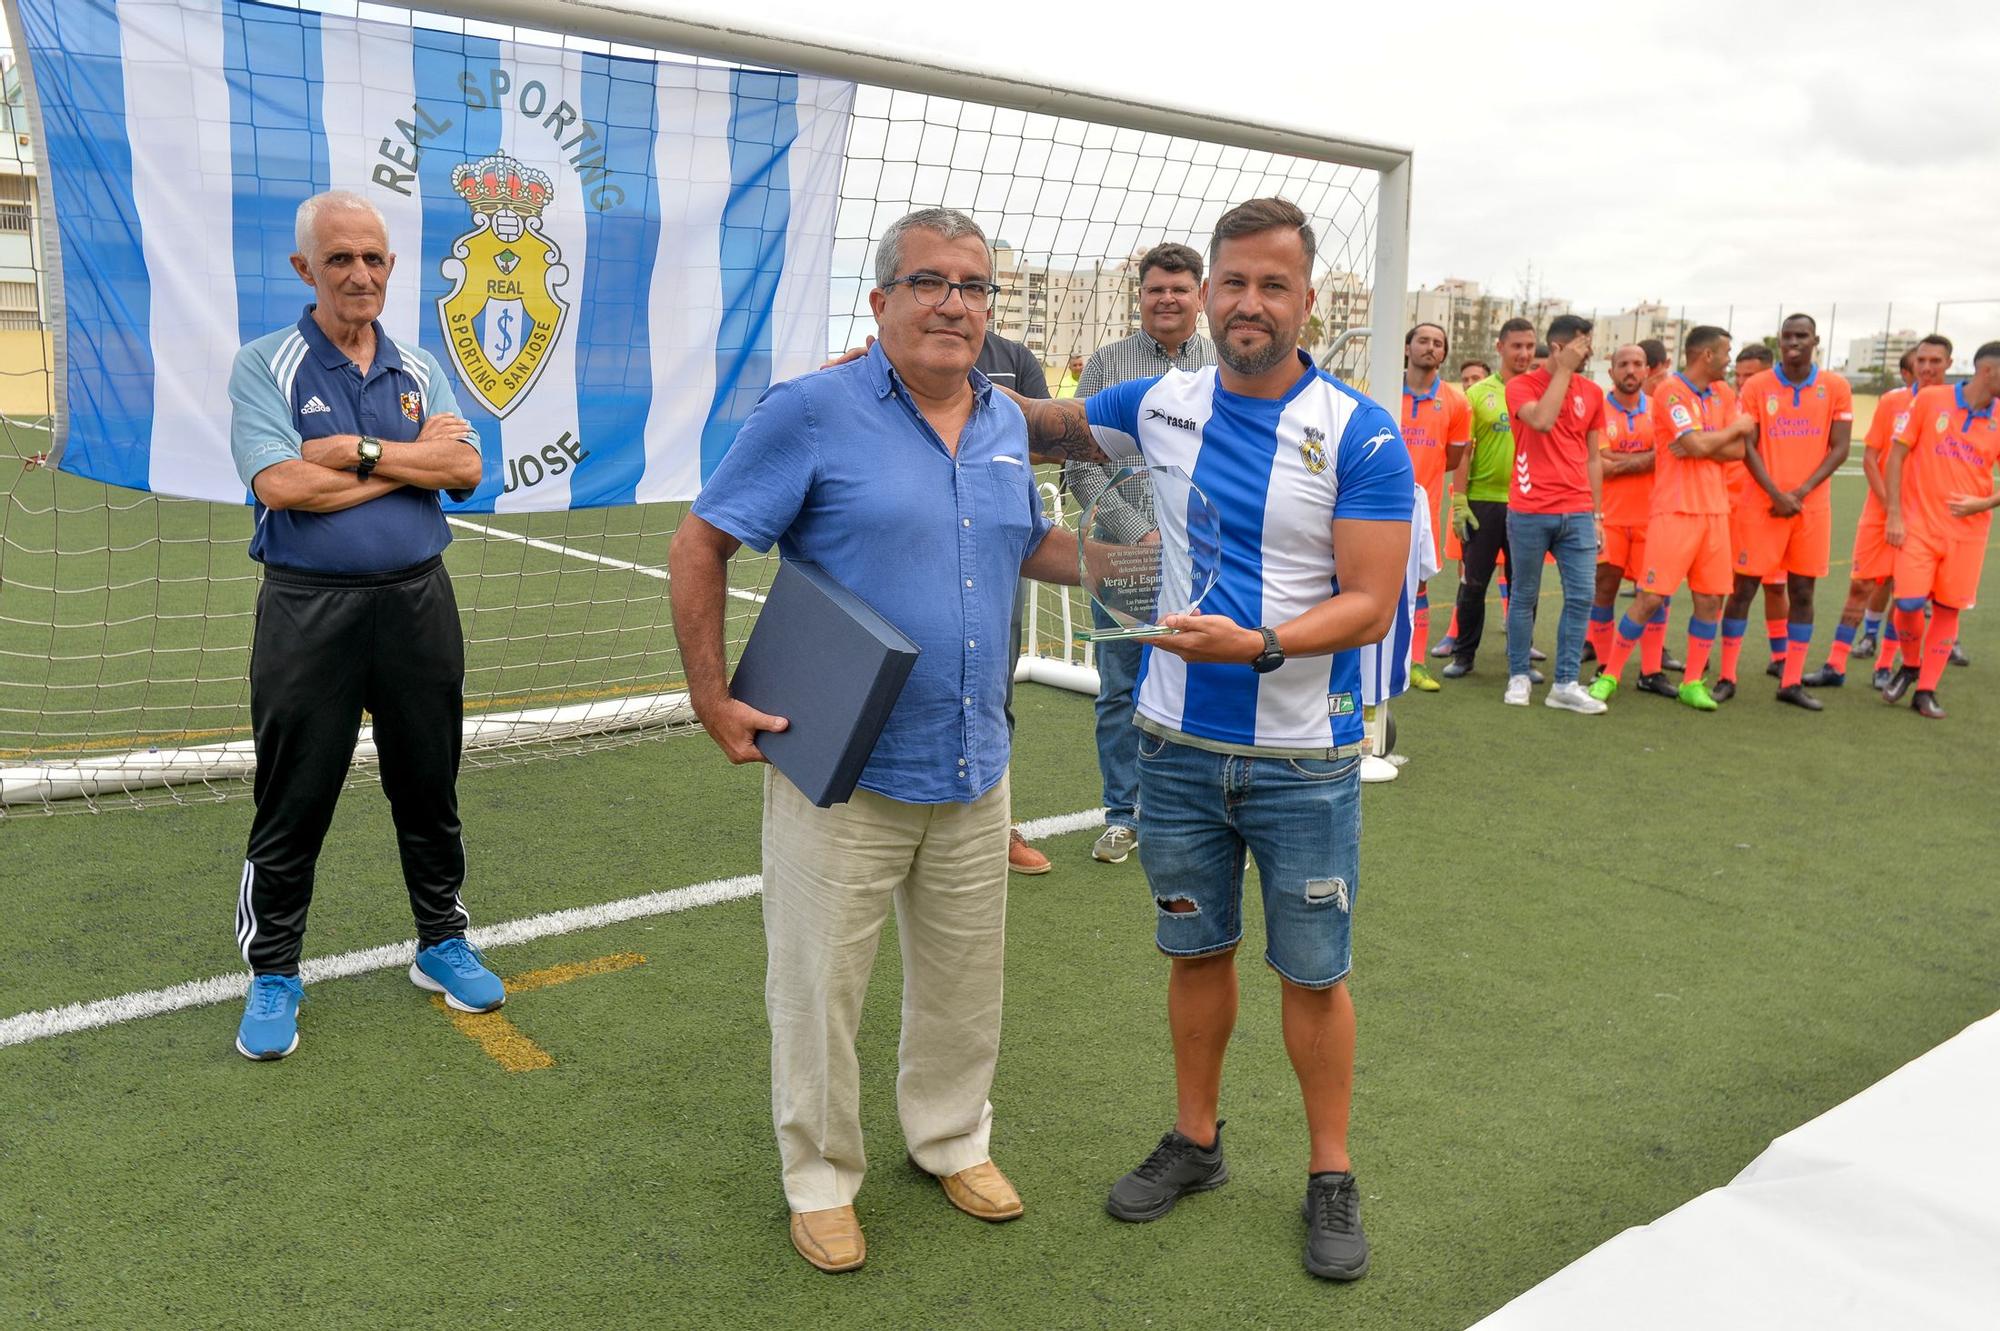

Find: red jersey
[1738,366,1853,514]
[1400,379,1470,497]
[1649,374,1736,516]
[1895,383,2000,542]
[1505,367,1606,514]
[1600,391,1656,527]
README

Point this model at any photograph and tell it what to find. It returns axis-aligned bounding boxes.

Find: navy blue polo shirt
[227,306,480,574]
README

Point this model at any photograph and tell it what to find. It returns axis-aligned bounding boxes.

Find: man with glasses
[670,207,1082,1274]
[1065,241,1215,867]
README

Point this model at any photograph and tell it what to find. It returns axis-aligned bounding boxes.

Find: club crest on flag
[1299,425,1328,474]
[438,155,571,418]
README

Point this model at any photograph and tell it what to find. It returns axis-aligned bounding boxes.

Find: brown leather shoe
[1007,827,1051,876]
[938,1161,1025,1222]
[790,1205,865,1273]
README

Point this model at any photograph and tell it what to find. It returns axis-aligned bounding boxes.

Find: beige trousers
[762,768,1012,1213]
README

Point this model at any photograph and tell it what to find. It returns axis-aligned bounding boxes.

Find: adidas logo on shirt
[300,395,332,415]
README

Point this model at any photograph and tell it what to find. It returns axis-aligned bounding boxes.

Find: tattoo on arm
[1023,398,1107,465]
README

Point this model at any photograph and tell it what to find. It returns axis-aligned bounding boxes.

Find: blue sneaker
[411,938,505,1013]
[235,974,305,1061]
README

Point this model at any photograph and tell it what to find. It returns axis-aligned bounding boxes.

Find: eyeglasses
[882,274,1001,312]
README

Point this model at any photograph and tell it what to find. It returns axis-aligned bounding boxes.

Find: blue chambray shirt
[693,341,1052,804]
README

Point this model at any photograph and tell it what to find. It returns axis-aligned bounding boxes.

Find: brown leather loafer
[790,1205,865,1273]
[938,1161,1025,1222]
[1007,827,1051,875]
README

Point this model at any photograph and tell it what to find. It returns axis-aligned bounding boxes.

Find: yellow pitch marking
[431,951,646,1072]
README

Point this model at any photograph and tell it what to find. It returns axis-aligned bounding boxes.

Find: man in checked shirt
[1064,241,1216,867]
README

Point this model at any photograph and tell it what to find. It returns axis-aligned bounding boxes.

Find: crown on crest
[451,155,554,217]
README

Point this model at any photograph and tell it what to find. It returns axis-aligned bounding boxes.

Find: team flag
[11,0,853,510]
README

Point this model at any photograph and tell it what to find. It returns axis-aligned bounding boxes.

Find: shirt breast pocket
[980,456,1038,550]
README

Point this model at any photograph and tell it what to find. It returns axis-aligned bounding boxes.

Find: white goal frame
[0,0,1410,806]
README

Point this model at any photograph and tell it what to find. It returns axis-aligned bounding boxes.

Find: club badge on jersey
[400,392,422,424]
[1300,425,1329,475]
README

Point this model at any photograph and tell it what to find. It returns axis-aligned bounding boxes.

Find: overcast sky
[6,0,1995,348]
[669,0,1997,349]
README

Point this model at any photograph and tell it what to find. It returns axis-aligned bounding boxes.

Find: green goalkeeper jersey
[1464,374,1515,504]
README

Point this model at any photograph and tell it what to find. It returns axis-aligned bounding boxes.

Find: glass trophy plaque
[1077,464,1222,642]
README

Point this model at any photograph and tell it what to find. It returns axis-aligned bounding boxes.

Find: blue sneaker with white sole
[236,973,305,1061]
[411,937,505,1012]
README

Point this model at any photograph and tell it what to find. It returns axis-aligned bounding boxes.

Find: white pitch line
[0,807,1106,1051]
[446,515,766,604]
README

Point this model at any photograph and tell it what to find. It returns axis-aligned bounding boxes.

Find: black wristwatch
[1251,626,1286,674]
[355,435,383,479]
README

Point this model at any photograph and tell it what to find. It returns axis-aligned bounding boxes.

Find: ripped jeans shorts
[1134,728,1361,989]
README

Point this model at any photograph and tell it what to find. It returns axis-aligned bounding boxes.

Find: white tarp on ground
[1470,1008,2000,1331]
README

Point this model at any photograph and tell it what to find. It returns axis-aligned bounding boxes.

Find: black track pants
[236,557,467,975]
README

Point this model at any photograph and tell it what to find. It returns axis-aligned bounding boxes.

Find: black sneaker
[1765,658,1784,679]
[1851,633,1879,661]
[1775,683,1823,711]
[1871,665,1893,692]
[1912,689,1946,719]
[1636,671,1679,699]
[1881,664,1919,704]
[1949,643,1970,668]
[1301,1171,1370,1281]
[1106,1124,1229,1222]
[1440,657,1474,679]
[1802,665,1844,688]
[1711,678,1737,703]
[1663,650,1686,673]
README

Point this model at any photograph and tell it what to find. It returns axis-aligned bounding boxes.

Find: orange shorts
[1601,523,1647,580]
[1893,531,1986,610]
[1733,505,1832,580]
[1641,512,1733,597]
[1850,509,1896,582]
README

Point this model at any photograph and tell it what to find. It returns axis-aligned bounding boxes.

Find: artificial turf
[4,517,1998,1326]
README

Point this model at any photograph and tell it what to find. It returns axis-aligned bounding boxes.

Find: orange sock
[1684,620,1717,682]
[1918,606,1960,692]
[1603,615,1644,680]
[1718,618,1747,683]
[1893,607,1928,669]
[1783,630,1808,688]
[1641,619,1667,675]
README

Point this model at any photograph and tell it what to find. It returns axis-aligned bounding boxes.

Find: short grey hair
[873,207,990,288]
[294,189,389,257]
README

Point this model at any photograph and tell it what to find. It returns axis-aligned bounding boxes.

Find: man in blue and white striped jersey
[1012,197,1412,1282]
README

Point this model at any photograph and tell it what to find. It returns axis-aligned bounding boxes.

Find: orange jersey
[1649,374,1736,516]
[1738,367,1853,514]
[1600,392,1656,527]
[1895,383,2000,541]
[1865,385,1917,459]
[1401,379,1470,497]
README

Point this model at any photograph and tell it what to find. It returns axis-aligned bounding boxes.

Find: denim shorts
[1134,730,1362,988]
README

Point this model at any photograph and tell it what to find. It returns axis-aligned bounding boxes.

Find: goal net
[0,0,1407,814]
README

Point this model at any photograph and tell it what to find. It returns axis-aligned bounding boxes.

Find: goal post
[0,0,1411,813]
[421,0,1415,402]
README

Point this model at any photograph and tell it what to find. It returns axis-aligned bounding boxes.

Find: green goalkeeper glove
[1451,492,1478,540]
